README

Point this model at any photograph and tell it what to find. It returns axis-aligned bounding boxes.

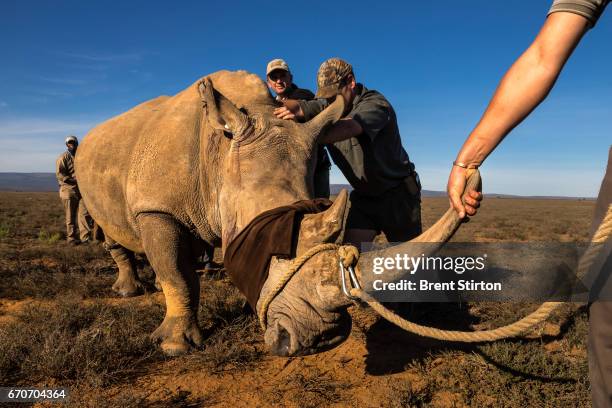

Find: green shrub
[38,229,61,244]
[0,224,9,240]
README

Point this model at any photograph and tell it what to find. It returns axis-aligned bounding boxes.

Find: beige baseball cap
[266,58,290,76]
[315,58,354,99]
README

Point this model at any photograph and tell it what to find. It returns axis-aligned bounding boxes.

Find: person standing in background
[56,135,92,245]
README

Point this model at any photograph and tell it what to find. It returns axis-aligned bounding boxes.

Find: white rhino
[76,70,474,357]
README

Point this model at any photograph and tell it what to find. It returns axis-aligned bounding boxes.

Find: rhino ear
[199,78,252,139]
[295,189,349,255]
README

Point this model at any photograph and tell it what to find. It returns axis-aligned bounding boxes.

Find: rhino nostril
[272,325,291,356]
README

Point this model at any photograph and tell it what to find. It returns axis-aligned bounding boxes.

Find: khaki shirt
[55,150,79,198]
[549,0,609,27]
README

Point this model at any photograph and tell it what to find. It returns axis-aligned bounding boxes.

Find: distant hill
[330,183,446,198]
[330,183,594,200]
[0,173,595,200]
[0,173,58,192]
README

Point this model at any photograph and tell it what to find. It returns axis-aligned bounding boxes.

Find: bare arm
[448,11,590,218]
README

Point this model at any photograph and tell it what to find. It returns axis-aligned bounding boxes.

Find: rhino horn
[199,78,252,139]
[355,170,482,283]
[302,94,345,142]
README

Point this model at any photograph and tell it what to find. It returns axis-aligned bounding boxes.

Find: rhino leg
[138,213,204,356]
[108,240,145,297]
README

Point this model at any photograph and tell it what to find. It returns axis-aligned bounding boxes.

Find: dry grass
[264,366,352,408]
[0,191,597,407]
[0,297,165,387]
[187,277,264,374]
[421,196,595,243]
[382,321,590,407]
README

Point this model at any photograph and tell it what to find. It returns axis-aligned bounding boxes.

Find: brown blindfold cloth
[223,198,333,310]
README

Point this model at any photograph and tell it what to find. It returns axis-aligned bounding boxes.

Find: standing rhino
[76,70,473,357]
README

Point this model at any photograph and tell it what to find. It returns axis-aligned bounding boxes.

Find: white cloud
[0,116,105,172]
[53,51,147,63]
[0,115,603,197]
[330,163,601,198]
[417,164,602,198]
[37,76,89,86]
[0,118,99,137]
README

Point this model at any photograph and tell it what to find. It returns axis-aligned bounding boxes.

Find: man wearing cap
[56,135,93,245]
[266,58,332,199]
[274,58,422,246]
[266,59,315,102]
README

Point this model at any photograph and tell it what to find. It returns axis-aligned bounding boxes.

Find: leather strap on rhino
[225,198,333,311]
[260,205,612,342]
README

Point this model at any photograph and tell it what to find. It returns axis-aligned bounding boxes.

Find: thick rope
[258,205,612,342]
[258,243,341,329]
[354,293,562,342]
[348,204,612,342]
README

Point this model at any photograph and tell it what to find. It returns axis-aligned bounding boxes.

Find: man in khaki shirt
[56,135,92,245]
[446,2,609,406]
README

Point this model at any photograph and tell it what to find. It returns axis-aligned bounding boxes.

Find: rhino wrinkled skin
[75,70,352,356]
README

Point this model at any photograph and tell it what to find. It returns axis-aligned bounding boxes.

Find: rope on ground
[348,204,612,343]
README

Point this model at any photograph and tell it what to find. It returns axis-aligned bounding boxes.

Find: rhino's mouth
[265,307,351,357]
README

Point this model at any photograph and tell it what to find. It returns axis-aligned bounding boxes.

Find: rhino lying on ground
[76,71,474,357]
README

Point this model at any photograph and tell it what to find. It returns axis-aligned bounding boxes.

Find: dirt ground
[0,192,596,407]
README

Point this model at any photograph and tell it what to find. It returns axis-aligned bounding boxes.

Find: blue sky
[0,0,610,196]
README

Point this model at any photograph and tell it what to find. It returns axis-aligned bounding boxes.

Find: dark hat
[65,135,78,145]
[315,58,353,98]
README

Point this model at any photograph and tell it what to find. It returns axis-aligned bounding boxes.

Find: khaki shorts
[346,175,422,242]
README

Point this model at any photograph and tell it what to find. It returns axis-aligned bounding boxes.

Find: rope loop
[258,243,357,329]
[338,245,359,268]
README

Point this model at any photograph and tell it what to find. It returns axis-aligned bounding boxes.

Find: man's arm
[448,11,590,218]
[274,97,363,141]
[274,99,328,121]
[56,155,75,185]
[319,118,363,144]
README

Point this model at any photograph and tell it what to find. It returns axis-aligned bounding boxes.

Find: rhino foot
[112,277,145,297]
[151,316,204,356]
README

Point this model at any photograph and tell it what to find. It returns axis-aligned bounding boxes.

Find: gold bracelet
[453,161,480,169]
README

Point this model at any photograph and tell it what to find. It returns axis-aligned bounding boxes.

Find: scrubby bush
[0,298,164,387]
